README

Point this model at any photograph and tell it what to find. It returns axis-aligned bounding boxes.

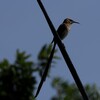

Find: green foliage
[0,50,36,100]
[0,44,58,100]
[0,44,100,100]
[51,77,100,100]
[37,44,59,77]
[85,84,100,100]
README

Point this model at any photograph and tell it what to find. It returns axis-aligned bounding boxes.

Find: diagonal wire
[35,0,89,100]
[35,42,56,98]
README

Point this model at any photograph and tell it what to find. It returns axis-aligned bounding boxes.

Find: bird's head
[63,18,79,25]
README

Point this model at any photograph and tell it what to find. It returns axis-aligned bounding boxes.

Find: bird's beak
[73,20,80,24]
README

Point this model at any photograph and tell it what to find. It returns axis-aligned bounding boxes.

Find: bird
[51,18,79,43]
[35,18,79,98]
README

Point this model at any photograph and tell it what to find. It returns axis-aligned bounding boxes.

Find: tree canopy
[0,44,100,100]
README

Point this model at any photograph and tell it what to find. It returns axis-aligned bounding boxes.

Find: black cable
[35,42,56,98]
[35,0,89,100]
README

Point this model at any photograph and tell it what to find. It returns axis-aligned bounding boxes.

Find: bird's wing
[57,24,68,40]
[51,24,67,43]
